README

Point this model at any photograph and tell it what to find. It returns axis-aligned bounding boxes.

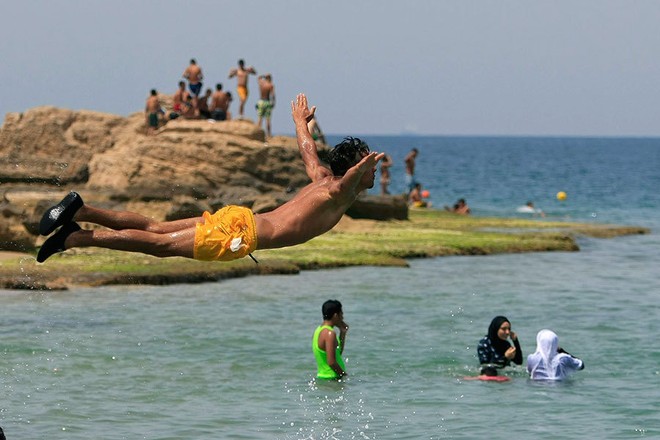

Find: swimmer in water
[527,329,584,380]
[312,299,349,380]
[477,316,523,370]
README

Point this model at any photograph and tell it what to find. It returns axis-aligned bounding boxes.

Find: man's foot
[39,191,84,235]
[37,222,81,263]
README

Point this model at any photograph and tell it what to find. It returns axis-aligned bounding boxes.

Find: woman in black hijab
[477,315,523,369]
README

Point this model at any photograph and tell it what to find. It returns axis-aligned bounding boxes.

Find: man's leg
[41,192,202,236]
[37,218,197,262]
[38,193,204,262]
[65,225,196,259]
[76,205,202,234]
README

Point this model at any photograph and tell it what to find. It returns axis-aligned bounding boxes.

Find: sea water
[1,136,659,439]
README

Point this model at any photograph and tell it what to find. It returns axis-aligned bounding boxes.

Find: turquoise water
[2,136,659,438]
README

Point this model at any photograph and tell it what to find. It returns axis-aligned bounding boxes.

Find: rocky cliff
[1,106,310,197]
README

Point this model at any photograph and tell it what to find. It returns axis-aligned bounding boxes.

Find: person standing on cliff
[256,73,275,137]
[182,58,204,98]
[228,59,257,119]
[36,94,385,264]
[144,89,162,135]
[210,83,229,121]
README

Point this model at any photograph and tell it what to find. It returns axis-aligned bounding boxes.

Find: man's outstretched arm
[291,93,332,182]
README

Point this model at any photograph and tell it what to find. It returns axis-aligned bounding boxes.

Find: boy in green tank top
[312,300,349,380]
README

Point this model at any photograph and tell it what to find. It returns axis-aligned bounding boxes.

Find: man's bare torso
[234,69,249,87]
[255,176,356,249]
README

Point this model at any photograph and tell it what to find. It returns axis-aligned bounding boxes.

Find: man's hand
[291,93,316,124]
[357,152,386,170]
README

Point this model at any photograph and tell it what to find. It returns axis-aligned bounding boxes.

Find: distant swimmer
[312,299,349,380]
[527,329,584,380]
[36,94,385,263]
[444,198,470,215]
[516,201,545,217]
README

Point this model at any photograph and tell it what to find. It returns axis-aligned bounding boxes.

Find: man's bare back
[183,63,203,85]
[210,90,228,111]
[259,76,275,100]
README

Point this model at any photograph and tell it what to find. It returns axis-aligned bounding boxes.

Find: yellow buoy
[557,191,567,201]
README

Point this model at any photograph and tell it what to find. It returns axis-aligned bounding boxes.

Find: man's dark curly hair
[327,137,370,176]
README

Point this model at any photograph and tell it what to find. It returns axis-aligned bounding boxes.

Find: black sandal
[39,191,84,235]
[37,222,81,263]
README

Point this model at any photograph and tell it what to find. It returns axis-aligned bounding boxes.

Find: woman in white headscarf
[527,329,584,380]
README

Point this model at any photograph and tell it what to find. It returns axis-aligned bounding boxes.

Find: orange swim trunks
[237,85,248,101]
[193,205,257,261]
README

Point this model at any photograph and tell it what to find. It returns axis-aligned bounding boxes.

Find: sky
[1,0,660,137]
